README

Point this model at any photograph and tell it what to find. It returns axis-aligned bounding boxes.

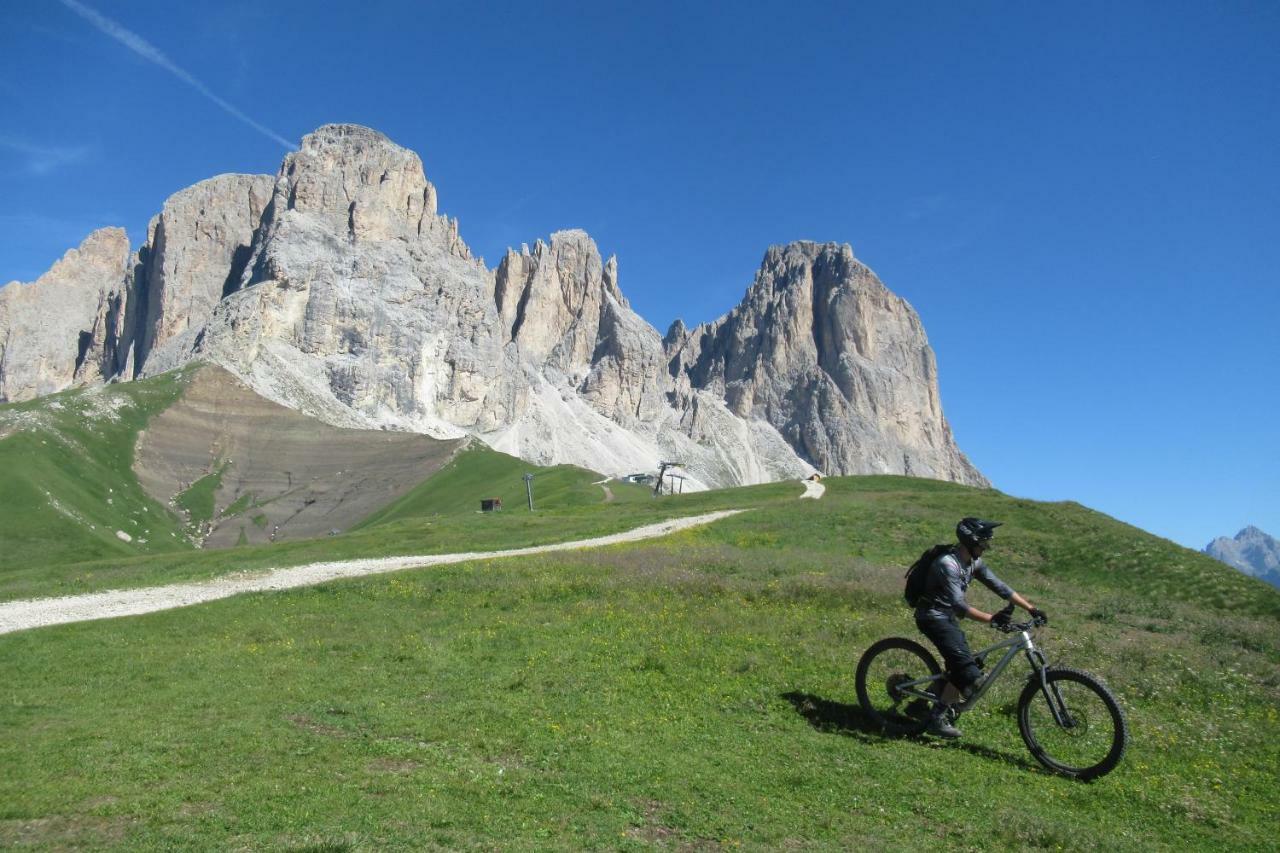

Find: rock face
[0,123,987,489]
[0,228,131,403]
[130,174,274,373]
[1205,527,1280,589]
[185,125,514,440]
[668,242,984,483]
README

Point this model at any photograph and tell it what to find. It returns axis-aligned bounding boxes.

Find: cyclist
[914,517,1046,738]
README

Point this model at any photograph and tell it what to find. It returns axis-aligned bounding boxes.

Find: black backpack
[904,544,954,608]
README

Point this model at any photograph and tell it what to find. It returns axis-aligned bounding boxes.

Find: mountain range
[0,124,984,491]
[1204,526,1280,589]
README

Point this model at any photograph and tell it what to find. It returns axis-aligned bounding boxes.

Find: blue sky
[2,1,1276,550]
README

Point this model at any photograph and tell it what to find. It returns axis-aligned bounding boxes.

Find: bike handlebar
[994,614,1048,634]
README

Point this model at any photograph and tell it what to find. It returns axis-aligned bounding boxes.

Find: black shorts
[915,612,983,690]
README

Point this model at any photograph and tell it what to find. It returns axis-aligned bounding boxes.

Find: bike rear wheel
[855,637,942,735]
[1017,666,1127,781]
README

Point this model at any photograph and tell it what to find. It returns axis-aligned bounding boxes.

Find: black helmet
[957,517,1002,550]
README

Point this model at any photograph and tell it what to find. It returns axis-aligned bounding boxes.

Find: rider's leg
[915,614,982,737]
[915,613,983,698]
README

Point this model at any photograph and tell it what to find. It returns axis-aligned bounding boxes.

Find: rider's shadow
[781,691,1041,773]
[781,691,883,741]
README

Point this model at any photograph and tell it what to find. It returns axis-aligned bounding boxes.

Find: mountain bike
[855,615,1128,780]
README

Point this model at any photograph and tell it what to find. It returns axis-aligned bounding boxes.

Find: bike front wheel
[855,637,942,736]
[1017,666,1128,781]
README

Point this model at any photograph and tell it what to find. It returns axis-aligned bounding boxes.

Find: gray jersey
[915,551,1013,619]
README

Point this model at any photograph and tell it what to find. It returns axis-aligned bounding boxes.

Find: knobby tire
[1017,666,1128,781]
[855,637,942,736]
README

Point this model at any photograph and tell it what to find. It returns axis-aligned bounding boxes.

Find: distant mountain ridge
[0,124,985,490]
[1204,526,1280,589]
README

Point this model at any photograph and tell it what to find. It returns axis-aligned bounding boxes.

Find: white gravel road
[0,510,746,637]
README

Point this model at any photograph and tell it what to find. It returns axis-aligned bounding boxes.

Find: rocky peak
[663,318,688,348]
[669,240,984,485]
[495,229,615,374]
[690,242,902,381]
[271,123,467,258]
[0,227,131,402]
[286,126,420,231]
[1205,526,1280,589]
[23,227,128,283]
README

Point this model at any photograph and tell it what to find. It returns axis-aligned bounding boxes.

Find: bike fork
[1028,649,1075,728]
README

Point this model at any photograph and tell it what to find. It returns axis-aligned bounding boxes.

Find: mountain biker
[914,517,1046,738]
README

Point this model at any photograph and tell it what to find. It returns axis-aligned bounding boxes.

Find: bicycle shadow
[781,691,1041,773]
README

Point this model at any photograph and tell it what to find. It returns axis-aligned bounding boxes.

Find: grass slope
[2,476,1277,849]
[0,371,197,574]
[354,442,615,525]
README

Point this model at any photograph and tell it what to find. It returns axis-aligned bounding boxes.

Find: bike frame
[895,628,1075,726]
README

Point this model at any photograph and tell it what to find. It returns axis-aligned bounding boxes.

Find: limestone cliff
[669,242,985,483]
[129,173,274,373]
[0,228,131,403]
[184,125,518,438]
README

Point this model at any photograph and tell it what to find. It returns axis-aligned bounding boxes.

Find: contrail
[58,0,294,151]
[0,136,90,176]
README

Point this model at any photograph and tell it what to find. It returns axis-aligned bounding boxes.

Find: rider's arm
[968,593,1037,625]
[974,561,1013,597]
[971,561,1036,621]
[1009,591,1036,612]
[968,594,1039,624]
[965,605,994,622]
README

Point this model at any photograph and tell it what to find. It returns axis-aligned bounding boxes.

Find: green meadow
[1,378,1278,849]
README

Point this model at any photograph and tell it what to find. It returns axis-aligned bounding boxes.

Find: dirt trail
[0,510,745,637]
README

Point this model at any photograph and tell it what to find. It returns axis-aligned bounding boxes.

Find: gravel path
[0,510,745,637]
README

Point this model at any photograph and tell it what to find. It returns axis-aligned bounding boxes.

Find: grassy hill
[2,465,1278,848]
[355,442,622,524]
[0,369,197,572]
